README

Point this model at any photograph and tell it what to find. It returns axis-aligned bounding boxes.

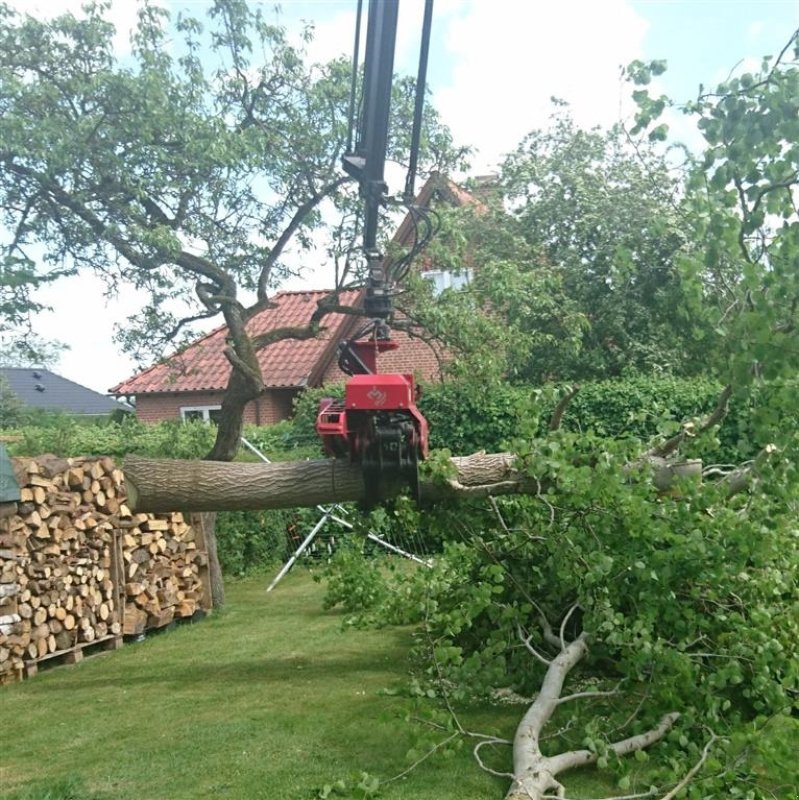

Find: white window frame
[422,268,472,297]
[180,405,222,424]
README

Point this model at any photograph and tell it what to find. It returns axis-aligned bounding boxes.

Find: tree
[626,32,799,386]
[0,334,67,368]
[0,373,24,427]
[500,110,706,379]
[399,110,718,385]
[0,0,464,604]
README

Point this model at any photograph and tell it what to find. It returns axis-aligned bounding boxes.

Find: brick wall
[130,333,443,426]
[133,388,299,425]
[321,328,445,385]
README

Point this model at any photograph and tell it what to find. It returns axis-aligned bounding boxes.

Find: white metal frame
[238,437,430,592]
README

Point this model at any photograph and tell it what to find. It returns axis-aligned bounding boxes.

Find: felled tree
[0,0,464,604]
[311,36,799,799]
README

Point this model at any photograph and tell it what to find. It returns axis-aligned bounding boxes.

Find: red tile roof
[111,289,362,394]
[111,175,481,398]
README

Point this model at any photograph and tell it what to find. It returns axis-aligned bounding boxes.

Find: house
[111,173,482,425]
[1,367,130,417]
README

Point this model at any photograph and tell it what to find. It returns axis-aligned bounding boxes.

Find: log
[123,453,702,513]
[123,452,522,512]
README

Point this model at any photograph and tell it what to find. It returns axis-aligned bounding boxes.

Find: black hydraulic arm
[344,0,434,324]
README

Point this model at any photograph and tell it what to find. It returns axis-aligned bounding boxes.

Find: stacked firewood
[0,455,210,683]
[119,511,209,636]
[0,526,25,682]
[0,456,122,682]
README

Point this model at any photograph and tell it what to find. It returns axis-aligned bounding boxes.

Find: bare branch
[546,712,680,775]
[656,732,717,800]
[549,385,580,432]
[697,28,799,101]
[256,175,350,302]
[382,732,461,786]
[250,324,322,351]
[543,790,658,800]
[474,739,515,779]
[722,443,778,497]
[517,623,552,667]
[650,384,732,458]
[559,604,579,652]
[556,686,621,706]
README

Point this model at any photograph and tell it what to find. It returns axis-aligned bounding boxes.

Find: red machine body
[317,373,429,458]
[315,340,429,503]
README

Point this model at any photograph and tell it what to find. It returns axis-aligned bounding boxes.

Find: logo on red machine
[367,386,387,406]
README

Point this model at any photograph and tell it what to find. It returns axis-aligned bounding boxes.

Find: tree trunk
[189,512,225,609]
[122,452,702,513]
[204,357,264,608]
[123,452,521,512]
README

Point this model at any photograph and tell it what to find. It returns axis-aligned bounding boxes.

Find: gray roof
[0,368,131,416]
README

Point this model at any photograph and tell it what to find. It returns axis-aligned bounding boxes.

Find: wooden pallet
[24,634,123,678]
[0,662,24,685]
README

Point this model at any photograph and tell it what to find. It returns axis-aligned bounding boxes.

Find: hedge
[4,374,794,574]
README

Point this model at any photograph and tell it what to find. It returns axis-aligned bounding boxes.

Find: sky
[5,0,799,393]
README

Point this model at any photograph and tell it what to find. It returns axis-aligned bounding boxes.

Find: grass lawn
[5,570,794,800]
[2,571,525,800]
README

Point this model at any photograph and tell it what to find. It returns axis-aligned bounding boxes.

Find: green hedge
[3,415,217,459]
[4,374,794,574]
[253,374,792,464]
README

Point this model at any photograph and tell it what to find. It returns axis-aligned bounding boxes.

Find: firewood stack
[0,455,210,683]
[119,510,209,636]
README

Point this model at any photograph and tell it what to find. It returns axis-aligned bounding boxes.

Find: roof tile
[111,289,362,394]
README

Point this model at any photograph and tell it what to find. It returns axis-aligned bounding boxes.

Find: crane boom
[315,0,435,505]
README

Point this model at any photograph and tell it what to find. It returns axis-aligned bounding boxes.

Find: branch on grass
[474,738,515,779]
[381,731,461,786]
[656,732,717,800]
[556,686,620,706]
[504,628,679,800]
[543,790,658,800]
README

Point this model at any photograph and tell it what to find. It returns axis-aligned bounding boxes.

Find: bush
[216,509,294,575]
[291,374,791,465]
[3,415,216,459]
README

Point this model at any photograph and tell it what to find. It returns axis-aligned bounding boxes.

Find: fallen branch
[549,385,580,432]
[656,732,717,800]
[649,384,732,459]
[504,629,679,800]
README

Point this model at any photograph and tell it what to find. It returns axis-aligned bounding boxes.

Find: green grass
[14,571,793,800]
[2,572,526,800]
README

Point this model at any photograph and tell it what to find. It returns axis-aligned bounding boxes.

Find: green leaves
[315,772,381,799]
[627,30,799,388]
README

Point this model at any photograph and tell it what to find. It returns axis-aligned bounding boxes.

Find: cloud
[6,0,165,55]
[433,0,649,172]
[302,0,435,71]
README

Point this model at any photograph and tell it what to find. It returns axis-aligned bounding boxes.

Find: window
[422,269,472,297]
[180,405,223,424]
